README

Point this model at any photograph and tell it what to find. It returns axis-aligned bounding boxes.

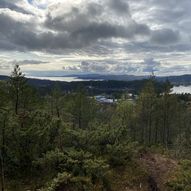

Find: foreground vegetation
[0,65,191,191]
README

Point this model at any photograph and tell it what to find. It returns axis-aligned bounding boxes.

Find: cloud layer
[0,0,191,76]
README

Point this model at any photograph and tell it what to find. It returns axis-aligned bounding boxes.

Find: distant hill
[157,75,191,85]
[0,74,190,95]
[0,75,8,81]
[0,75,164,95]
[67,74,148,81]
[1,74,191,85]
[67,74,191,85]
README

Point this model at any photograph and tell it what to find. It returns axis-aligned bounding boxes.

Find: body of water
[27,76,88,82]
[28,76,191,94]
[172,85,191,94]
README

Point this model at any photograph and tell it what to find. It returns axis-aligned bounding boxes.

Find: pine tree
[8,65,27,115]
[136,79,157,145]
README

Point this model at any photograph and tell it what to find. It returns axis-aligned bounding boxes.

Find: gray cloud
[0,59,11,70]
[44,1,150,50]
[151,29,180,45]
[11,59,49,65]
[109,0,130,14]
[0,58,48,71]
[0,0,184,53]
[0,1,150,52]
[142,58,161,73]
[80,61,110,73]
[0,0,191,76]
[71,22,150,43]
[0,0,31,14]
[0,13,36,51]
[62,58,162,75]
[0,13,70,51]
[159,64,191,76]
[111,64,138,73]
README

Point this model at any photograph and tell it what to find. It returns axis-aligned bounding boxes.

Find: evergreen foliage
[0,65,191,190]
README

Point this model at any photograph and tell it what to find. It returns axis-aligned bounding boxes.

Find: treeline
[0,65,191,191]
[0,74,166,96]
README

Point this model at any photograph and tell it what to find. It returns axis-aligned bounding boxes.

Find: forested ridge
[0,74,165,96]
[0,65,191,191]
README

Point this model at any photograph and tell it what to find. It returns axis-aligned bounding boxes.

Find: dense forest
[0,65,191,191]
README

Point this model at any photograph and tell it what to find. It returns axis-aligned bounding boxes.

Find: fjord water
[28,76,87,82]
[29,76,191,94]
[172,85,191,94]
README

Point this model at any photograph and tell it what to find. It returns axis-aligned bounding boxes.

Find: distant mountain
[0,74,191,86]
[157,75,191,85]
[0,74,191,95]
[0,75,164,95]
[1,74,191,85]
[67,74,191,85]
[0,75,8,81]
[67,74,149,81]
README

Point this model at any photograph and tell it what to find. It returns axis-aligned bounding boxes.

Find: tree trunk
[155,120,158,144]
[148,112,152,145]
[15,89,19,115]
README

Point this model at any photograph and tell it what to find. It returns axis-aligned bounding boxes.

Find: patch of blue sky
[27,0,33,5]
[27,0,47,9]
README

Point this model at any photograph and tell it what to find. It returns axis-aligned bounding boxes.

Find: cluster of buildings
[94,93,136,104]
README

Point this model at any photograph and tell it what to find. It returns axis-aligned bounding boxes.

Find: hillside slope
[109,152,178,191]
[140,153,177,191]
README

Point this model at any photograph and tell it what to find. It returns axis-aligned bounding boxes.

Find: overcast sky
[0,0,191,77]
